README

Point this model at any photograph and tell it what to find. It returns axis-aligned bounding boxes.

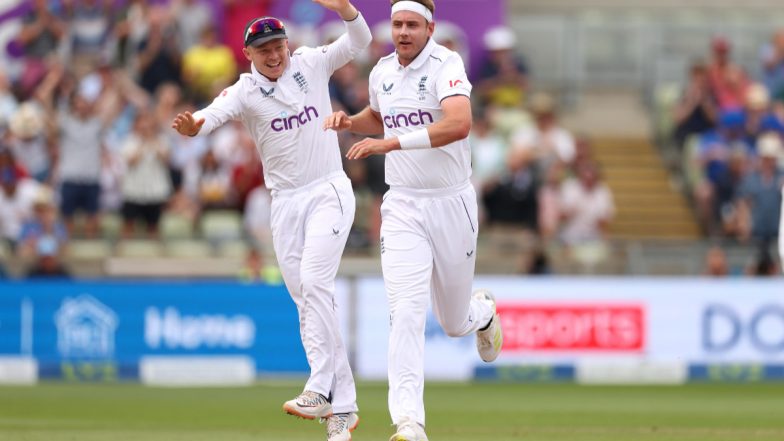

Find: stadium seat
[217,240,250,258]
[67,240,113,260]
[200,210,243,242]
[165,240,213,258]
[160,213,195,240]
[116,240,164,258]
[100,213,123,240]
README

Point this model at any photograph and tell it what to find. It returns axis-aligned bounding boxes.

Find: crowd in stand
[674,34,784,257]
[0,1,613,278]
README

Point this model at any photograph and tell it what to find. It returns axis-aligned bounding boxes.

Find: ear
[242,47,252,62]
[427,21,435,37]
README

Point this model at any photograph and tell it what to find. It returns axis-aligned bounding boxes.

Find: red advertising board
[497,304,645,352]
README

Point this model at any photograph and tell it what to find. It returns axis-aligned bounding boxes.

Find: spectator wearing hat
[741,82,782,147]
[707,36,750,112]
[17,186,70,278]
[0,71,19,132]
[735,133,784,244]
[8,102,52,183]
[476,25,528,108]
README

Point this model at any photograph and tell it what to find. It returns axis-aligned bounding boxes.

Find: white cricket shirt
[369,38,472,189]
[193,14,372,192]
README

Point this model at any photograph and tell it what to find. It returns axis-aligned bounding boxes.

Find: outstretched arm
[171,111,205,137]
[345,95,472,160]
[172,83,243,137]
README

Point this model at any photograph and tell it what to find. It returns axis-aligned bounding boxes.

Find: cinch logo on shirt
[383,109,434,129]
[271,106,319,132]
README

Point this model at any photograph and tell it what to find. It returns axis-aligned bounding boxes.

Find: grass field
[2,382,784,441]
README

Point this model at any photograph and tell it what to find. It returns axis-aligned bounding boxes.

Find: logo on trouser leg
[380,236,385,254]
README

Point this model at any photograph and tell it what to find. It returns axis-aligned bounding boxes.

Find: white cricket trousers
[270,171,358,414]
[380,180,494,426]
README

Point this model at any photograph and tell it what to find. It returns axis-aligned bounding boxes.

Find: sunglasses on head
[246,17,285,41]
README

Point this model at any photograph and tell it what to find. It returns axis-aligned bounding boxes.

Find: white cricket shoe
[389,417,428,441]
[473,289,503,362]
[283,390,333,420]
[326,412,359,441]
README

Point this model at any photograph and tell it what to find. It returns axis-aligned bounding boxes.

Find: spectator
[707,36,749,112]
[476,25,528,108]
[673,62,718,150]
[735,133,783,244]
[510,92,576,177]
[780,184,784,273]
[0,149,41,247]
[693,110,752,235]
[742,83,781,146]
[703,245,730,276]
[746,246,780,277]
[538,163,564,241]
[120,112,173,239]
[196,150,233,211]
[15,0,67,98]
[559,161,615,246]
[470,111,508,198]
[0,71,19,130]
[17,186,70,278]
[761,29,784,103]
[231,132,263,211]
[482,146,539,230]
[63,0,115,74]
[172,0,213,52]
[36,66,108,239]
[182,26,237,103]
[135,6,183,95]
[7,102,51,182]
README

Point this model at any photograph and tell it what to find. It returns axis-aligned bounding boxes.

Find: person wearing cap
[735,132,784,244]
[171,2,370,440]
[322,1,502,440]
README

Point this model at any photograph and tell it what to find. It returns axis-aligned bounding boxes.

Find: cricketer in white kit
[171,1,371,440]
[323,1,504,440]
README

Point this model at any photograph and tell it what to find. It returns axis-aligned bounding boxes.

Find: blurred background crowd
[0,0,781,279]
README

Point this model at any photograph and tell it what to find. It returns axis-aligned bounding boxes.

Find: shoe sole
[282,403,333,420]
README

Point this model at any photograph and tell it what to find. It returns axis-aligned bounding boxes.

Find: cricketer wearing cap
[171,1,371,440]
[323,1,504,440]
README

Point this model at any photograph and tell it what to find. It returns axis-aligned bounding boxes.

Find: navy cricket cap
[244,17,288,48]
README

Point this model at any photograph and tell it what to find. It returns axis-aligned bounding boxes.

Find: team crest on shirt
[260,86,275,97]
[293,71,309,93]
[417,75,428,101]
[382,82,394,95]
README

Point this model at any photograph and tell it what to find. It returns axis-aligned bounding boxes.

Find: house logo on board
[55,295,118,358]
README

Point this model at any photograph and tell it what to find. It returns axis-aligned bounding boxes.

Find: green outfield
[1,382,783,441]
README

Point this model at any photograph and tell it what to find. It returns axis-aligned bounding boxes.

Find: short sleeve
[435,53,472,102]
[368,67,380,112]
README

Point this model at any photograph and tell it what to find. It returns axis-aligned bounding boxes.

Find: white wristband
[398,129,432,150]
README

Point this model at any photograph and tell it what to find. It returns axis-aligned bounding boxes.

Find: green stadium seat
[116,240,164,258]
[217,240,250,258]
[160,213,195,240]
[200,210,243,242]
[67,240,113,260]
[100,212,123,240]
[165,240,213,258]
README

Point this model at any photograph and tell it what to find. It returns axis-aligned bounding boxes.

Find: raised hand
[323,111,353,131]
[312,0,357,20]
[171,111,205,137]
